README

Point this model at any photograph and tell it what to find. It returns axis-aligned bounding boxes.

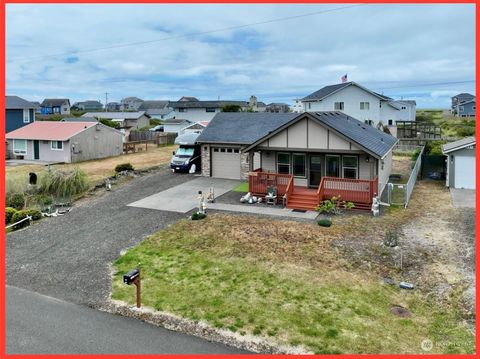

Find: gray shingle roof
[62,117,98,122]
[41,98,70,107]
[6,96,34,109]
[309,112,398,158]
[454,93,475,99]
[442,137,475,153]
[139,101,170,110]
[301,82,393,102]
[163,118,193,124]
[196,112,298,144]
[82,111,148,119]
[171,100,248,109]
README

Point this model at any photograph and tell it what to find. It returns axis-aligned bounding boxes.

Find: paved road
[6,167,195,306]
[6,285,247,354]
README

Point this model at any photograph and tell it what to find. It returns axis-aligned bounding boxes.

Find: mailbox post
[123,268,141,308]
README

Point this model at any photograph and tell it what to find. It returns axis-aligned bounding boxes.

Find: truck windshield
[176,148,194,156]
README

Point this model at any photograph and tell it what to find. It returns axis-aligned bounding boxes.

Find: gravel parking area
[6,166,195,307]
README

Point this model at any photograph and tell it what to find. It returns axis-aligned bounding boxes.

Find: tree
[222,104,242,112]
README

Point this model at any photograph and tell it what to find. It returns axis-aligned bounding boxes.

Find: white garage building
[443,137,476,189]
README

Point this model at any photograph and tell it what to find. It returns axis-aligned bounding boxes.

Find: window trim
[325,155,341,178]
[13,139,27,155]
[276,152,291,174]
[360,102,370,110]
[342,155,359,179]
[51,140,64,151]
[334,102,344,110]
[292,153,306,178]
[23,109,30,123]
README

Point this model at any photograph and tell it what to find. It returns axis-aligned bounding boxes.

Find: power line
[8,4,366,63]
[372,80,475,91]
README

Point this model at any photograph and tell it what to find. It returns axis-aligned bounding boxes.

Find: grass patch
[112,206,474,353]
[233,182,249,193]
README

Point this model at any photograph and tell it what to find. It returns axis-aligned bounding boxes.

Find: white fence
[388,146,425,208]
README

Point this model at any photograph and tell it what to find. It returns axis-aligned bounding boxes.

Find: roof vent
[381,138,384,142]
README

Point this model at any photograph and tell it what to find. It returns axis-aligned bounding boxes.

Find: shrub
[25,209,42,221]
[316,196,354,215]
[11,210,31,230]
[115,163,134,172]
[39,167,89,198]
[410,148,421,161]
[99,118,120,129]
[6,193,25,210]
[34,194,53,208]
[150,118,162,126]
[384,229,399,247]
[317,218,332,227]
[5,207,17,224]
[191,212,207,220]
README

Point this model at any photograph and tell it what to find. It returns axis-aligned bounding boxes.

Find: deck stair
[286,188,319,211]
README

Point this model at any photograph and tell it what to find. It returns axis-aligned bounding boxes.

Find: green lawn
[233,182,249,192]
[112,209,474,354]
[416,110,475,138]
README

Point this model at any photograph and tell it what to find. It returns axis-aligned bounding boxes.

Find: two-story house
[298,82,416,126]
[138,100,175,119]
[73,100,104,111]
[169,97,249,122]
[6,96,35,133]
[40,98,71,115]
[451,93,476,117]
[120,97,144,111]
[451,93,475,115]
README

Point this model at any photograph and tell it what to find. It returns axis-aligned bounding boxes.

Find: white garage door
[211,147,241,179]
[454,155,476,189]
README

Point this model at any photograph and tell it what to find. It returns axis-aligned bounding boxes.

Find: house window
[334,102,344,110]
[308,103,311,110]
[459,106,464,112]
[364,119,373,125]
[205,107,216,112]
[23,109,30,123]
[292,153,306,177]
[178,108,186,112]
[342,156,358,179]
[51,141,63,150]
[326,155,340,177]
[388,119,394,126]
[401,106,406,110]
[473,106,476,110]
[360,102,370,110]
[13,139,27,154]
[277,153,290,174]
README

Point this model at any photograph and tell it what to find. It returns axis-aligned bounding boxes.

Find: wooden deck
[248,170,378,211]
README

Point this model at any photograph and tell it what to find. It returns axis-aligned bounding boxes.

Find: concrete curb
[99,300,310,354]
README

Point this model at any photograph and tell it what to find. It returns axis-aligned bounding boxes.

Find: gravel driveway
[6,166,195,307]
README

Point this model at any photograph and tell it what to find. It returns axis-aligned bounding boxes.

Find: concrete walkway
[208,202,319,219]
[128,177,240,213]
[450,188,476,208]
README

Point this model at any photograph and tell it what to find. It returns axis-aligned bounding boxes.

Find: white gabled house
[298,82,416,127]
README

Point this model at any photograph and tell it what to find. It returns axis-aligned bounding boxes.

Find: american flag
[341,74,348,83]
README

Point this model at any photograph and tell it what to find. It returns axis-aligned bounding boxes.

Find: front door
[33,140,40,160]
[309,155,322,187]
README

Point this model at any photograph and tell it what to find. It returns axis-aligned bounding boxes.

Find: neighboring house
[292,99,303,113]
[442,137,476,189]
[178,96,199,102]
[106,102,122,111]
[170,99,249,122]
[266,103,290,113]
[138,100,175,119]
[454,99,476,117]
[40,98,71,115]
[181,121,207,134]
[82,111,150,131]
[451,93,475,115]
[197,111,397,210]
[62,117,98,122]
[5,96,35,133]
[120,97,144,111]
[247,95,267,112]
[299,82,416,126]
[73,100,104,111]
[163,118,194,134]
[6,121,123,163]
[31,101,41,114]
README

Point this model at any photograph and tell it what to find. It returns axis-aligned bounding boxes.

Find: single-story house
[73,100,104,111]
[138,100,175,119]
[442,137,476,189]
[82,111,150,133]
[6,96,35,133]
[6,121,123,163]
[40,98,71,115]
[181,121,207,134]
[197,111,398,210]
[163,118,194,134]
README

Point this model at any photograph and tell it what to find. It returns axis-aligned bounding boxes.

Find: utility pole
[105,92,109,112]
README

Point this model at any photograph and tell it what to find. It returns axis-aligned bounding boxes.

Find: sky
[6,4,475,108]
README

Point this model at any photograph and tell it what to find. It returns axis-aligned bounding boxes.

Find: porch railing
[318,176,378,204]
[248,171,293,197]
[284,176,294,204]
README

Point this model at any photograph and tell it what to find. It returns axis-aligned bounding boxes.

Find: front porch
[248,169,378,211]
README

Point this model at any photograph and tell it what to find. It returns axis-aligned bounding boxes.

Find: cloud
[5,4,475,108]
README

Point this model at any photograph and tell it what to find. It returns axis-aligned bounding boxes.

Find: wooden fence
[128,131,176,145]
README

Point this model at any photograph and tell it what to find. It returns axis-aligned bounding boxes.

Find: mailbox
[123,269,140,285]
